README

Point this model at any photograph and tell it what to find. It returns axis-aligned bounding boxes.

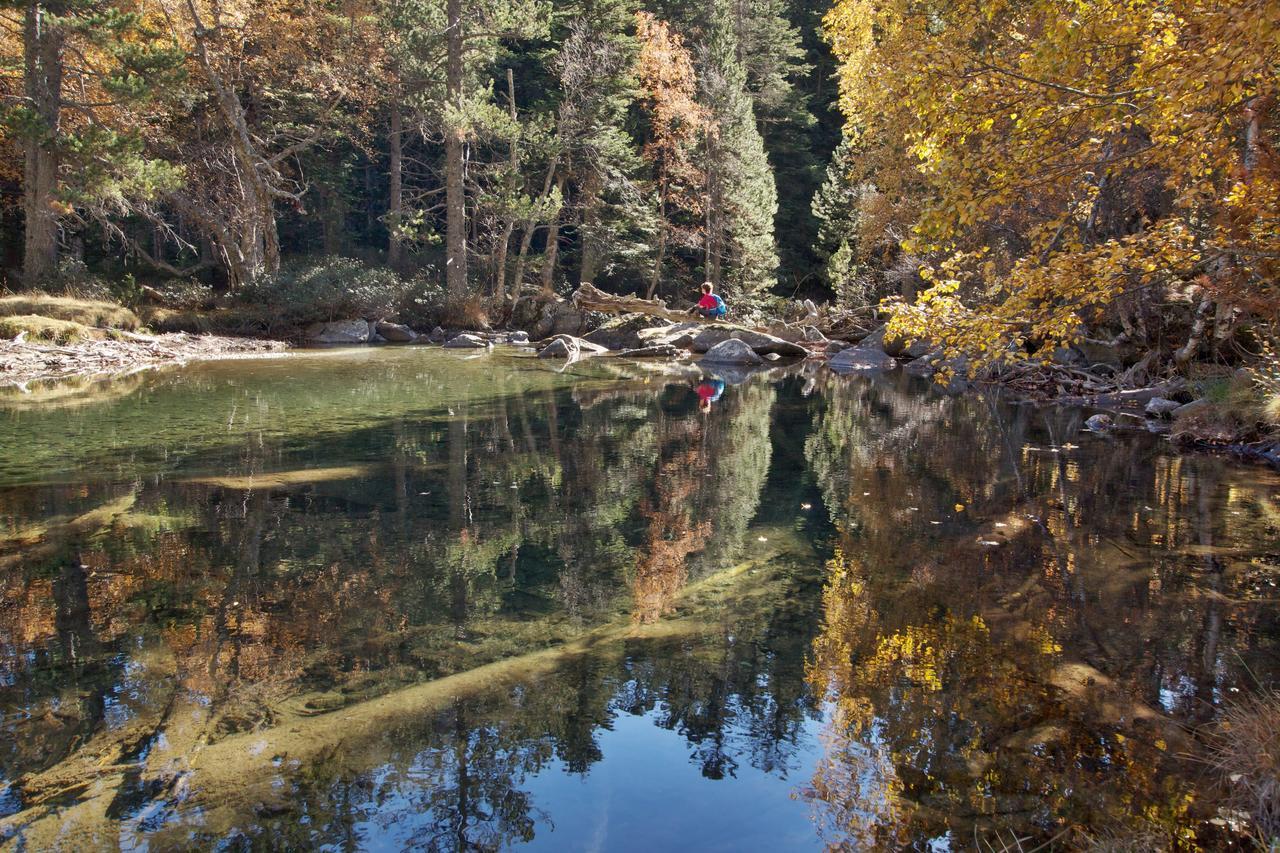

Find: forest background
[0,0,1277,397]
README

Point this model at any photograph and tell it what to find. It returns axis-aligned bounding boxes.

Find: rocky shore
[0,331,289,389]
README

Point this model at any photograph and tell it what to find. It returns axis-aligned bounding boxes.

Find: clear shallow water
[0,348,1277,850]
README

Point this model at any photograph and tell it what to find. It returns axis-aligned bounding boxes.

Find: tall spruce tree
[698,0,778,299]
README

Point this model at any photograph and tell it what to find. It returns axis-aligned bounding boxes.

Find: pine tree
[544,0,650,291]
[0,2,183,286]
[698,0,778,300]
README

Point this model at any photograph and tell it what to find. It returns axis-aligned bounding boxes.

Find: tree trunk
[22,3,64,288]
[513,158,558,294]
[388,99,404,270]
[577,169,604,285]
[187,4,281,287]
[647,200,668,299]
[492,69,518,301]
[705,132,723,288]
[444,0,468,302]
[540,172,567,295]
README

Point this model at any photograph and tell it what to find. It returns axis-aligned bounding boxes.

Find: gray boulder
[538,337,579,360]
[829,344,896,373]
[1085,414,1114,432]
[904,354,939,377]
[1145,397,1181,419]
[583,314,671,350]
[508,330,531,345]
[825,341,851,356]
[376,322,416,343]
[444,333,490,349]
[428,326,448,344]
[691,324,807,358]
[532,301,590,340]
[616,344,681,359]
[638,322,702,350]
[305,319,371,344]
[801,326,827,343]
[701,338,763,365]
[538,335,608,359]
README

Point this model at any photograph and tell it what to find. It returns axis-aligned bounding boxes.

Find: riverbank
[0,331,289,388]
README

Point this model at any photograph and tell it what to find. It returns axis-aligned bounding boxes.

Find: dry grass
[0,315,98,345]
[142,305,277,336]
[1207,690,1280,845]
[0,293,140,330]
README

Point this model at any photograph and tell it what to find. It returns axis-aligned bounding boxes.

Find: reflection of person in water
[695,378,725,413]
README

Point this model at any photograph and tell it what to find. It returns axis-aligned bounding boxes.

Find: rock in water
[375,322,416,343]
[637,322,702,351]
[508,330,531,345]
[904,354,938,377]
[616,344,680,359]
[701,338,763,365]
[691,325,807,358]
[1085,414,1114,432]
[1144,397,1180,419]
[538,337,579,360]
[583,314,671,351]
[305,319,371,344]
[444,333,490,349]
[828,344,896,373]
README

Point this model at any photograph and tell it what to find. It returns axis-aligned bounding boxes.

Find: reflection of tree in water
[633,412,710,623]
[801,374,1280,846]
[0,375,812,846]
[4,368,1274,848]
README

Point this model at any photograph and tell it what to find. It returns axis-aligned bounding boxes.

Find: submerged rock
[701,338,763,365]
[305,319,370,344]
[444,333,490,349]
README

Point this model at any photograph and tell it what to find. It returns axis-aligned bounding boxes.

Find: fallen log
[571,282,696,323]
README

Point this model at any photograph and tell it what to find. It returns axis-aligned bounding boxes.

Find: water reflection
[0,353,1275,849]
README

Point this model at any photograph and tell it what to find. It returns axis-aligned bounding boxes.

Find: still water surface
[0,348,1277,850]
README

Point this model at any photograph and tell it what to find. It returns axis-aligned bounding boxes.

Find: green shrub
[238,257,416,325]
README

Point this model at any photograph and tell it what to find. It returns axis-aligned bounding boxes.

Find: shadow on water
[0,349,1276,849]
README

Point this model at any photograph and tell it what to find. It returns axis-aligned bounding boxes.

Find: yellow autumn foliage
[824,0,1280,370]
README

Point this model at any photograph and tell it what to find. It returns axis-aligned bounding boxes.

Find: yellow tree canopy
[824,0,1280,368]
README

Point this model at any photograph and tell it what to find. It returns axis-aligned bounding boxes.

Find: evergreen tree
[698,0,778,300]
[543,0,650,291]
[0,1,183,286]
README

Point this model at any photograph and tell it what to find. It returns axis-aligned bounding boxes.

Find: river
[0,348,1276,850]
